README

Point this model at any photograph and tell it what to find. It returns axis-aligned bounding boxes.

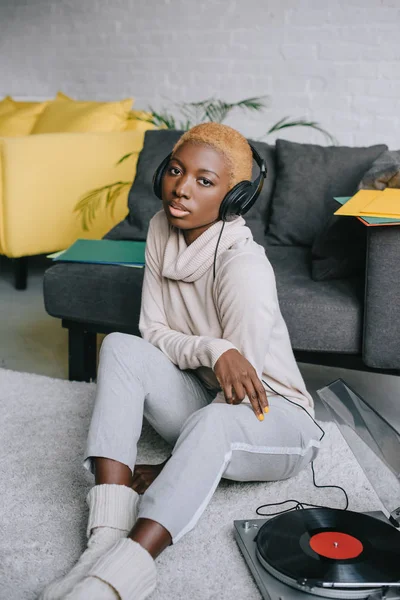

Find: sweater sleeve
[214,250,277,377]
[139,216,236,370]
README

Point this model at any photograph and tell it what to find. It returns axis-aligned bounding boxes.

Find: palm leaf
[174,95,269,127]
[265,117,337,145]
[144,109,178,129]
[74,188,102,211]
[135,95,268,130]
[116,152,135,166]
[105,186,113,213]
[179,100,209,125]
[106,182,130,219]
[177,103,198,126]
[163,95,268,128]
[204,101,228,123]
[131,113,155,125]
[234,96,269,112]
[75,181,131,231]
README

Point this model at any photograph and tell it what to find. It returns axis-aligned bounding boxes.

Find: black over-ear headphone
[152,144,267,222]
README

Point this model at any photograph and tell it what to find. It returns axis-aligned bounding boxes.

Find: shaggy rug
[0,368,384,600]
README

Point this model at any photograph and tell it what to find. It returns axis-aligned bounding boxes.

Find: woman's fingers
[215,351,269,419]
[245,383,264,420]
[223,379,267,420]
[223,382,234,404]
[253,376,269,413]
[223,382,244,405]
[244,377,269,421]
[232,382,246,405]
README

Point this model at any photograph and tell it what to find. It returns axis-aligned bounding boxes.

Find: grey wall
[1,0,399,147]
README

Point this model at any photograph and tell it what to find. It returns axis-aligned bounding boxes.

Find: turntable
[234,379,400,600]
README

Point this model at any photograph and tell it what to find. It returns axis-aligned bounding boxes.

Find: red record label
[309,531,363,559]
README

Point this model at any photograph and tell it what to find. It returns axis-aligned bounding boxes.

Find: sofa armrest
[0,130,145,258]
[363,225,400,370]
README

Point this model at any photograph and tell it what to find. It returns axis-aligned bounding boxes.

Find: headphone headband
[249,144,267,177]
[218,143,267,221]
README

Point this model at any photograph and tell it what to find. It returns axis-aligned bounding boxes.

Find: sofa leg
[13,257,28,290]
[68,327,97,382]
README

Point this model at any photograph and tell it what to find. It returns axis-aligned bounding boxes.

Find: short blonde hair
[172,122,253,188]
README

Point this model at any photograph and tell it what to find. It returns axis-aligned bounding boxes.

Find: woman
[41,123,320,600]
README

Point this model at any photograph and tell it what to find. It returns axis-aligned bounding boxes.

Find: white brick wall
[1,0,399,147]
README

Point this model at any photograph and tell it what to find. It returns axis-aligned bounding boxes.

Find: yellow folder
[333,190,382,217]
[359,188,400,218]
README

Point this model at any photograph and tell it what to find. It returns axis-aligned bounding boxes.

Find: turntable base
[234,513,400,600]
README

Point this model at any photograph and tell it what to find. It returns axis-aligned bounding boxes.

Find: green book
[49,239,146,267]
[334,197,400,225]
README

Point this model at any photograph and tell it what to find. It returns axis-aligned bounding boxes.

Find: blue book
[49,239,146,267]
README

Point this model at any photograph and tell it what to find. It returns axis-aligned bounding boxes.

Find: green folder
[334,197,400,225]
[49,239,146,267]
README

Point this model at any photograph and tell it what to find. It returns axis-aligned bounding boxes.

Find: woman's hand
[214,349,269,420]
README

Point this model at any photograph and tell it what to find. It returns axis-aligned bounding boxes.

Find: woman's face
[161,141,231,245]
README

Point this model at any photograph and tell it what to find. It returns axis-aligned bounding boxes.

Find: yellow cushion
[52,91,70,101]
[7,96,48,109]
[32,92,134,134]
[124,109,156,133]
[0,97,15,116]
[0,97,49,136]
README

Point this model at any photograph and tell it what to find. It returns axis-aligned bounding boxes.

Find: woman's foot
[132,458,169,494]
[39,485,139,600]
[65,539,156,600]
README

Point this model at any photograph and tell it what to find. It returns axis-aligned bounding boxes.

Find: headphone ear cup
[152,153,171,199]
[219,181,252,221]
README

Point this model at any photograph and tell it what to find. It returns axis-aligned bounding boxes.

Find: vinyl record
[256,508,400,586]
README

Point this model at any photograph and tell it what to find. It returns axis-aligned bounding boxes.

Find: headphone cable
[210,212,348,513]
[211,218,348,512]
[256,379,349,515]
[213,221,226,281]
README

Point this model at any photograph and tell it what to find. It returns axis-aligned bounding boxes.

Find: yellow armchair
[0,130,145,288]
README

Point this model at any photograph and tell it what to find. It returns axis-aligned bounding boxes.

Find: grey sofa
[43,130,400,382]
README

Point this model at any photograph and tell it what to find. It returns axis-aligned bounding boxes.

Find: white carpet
[0,367,384,600]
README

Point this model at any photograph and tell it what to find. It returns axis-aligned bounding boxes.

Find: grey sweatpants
[84,333,321,543]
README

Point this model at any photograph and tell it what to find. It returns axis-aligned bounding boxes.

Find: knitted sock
[39,484,139,600]
[66,576,118,600]
[65,576,118,600]
[65,538,157,600]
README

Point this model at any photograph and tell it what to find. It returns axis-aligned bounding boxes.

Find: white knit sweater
[139,210,314,414]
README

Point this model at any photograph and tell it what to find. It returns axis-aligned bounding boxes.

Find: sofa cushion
[310,198,367,281]
[265,139,387,247]
[106,130,277,245]
[265,245,364,353]
[43,262,144,332]
[44,246,363,355]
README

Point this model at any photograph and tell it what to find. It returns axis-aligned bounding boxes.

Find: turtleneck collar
[161,214,253,283]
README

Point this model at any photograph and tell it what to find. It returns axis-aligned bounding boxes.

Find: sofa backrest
[106,129,277,244]
[106,130,388,250]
